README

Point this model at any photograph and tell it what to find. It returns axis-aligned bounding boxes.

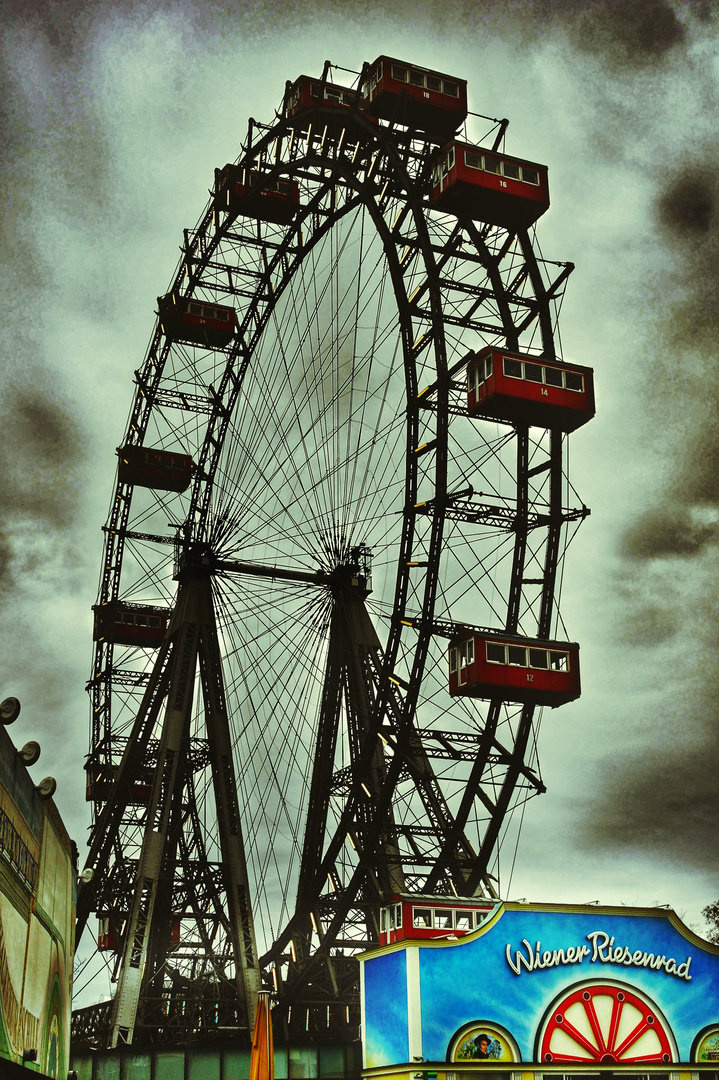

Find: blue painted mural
[360,903,719,1068]
[363,949,410,1067]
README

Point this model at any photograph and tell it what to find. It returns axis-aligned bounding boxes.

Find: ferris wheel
[75,56,593,1048]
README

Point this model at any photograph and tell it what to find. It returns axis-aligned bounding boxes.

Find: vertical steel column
[109,608,200,1046]
[538,429,563,638]
[198,576,261,1024]
[506,428,529,633]
[108,560,259,1046]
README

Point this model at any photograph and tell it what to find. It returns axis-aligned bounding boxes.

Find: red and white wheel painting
[539,983,676,1064]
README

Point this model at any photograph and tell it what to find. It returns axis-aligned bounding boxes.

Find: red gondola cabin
[93,602,169,648]
[85,762,153,804]
[449,632,580,707]
[97,914,119,952]
[157,293,237,348]
[466,347,595,432]
[432,142,549,230]
[118,445,193,493]
[379,894,496,947]
[364,57,467,139]
[97,913,178,952]
[286,76,363,128]
[215,163,300,225]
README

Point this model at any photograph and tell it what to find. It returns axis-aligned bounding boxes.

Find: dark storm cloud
[580,542,719,872]
[621,509,717,560]
[529,0,688,56]
[580,739,719,872]
[614,602,677,647]
[2,394,82,513]
[619,161,719,548]
[658,172,716,238]
[440,0,717,65]
[615,161,719,559]
[0,25,111,215]
[2,0,714,70]
[1,0,98,53]
[577,147,719,872]
[0,389,84,592]
[619,420,719,563]
[0,382,90,839]
[654,163,719,335]
[0,6,110,596]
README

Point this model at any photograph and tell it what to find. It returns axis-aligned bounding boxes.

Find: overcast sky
[1,0,718,1002]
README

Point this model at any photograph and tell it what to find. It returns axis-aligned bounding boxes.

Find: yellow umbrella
[249,991,274,1080]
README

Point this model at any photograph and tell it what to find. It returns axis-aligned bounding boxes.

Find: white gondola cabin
[466,347,595,432]
[449,632,580,707]
[432,142,549,230]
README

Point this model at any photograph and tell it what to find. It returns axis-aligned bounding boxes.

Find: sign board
[360,902,719,1071]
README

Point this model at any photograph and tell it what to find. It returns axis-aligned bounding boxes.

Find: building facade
[360,901,719,1080]
[0,718,75,1078]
